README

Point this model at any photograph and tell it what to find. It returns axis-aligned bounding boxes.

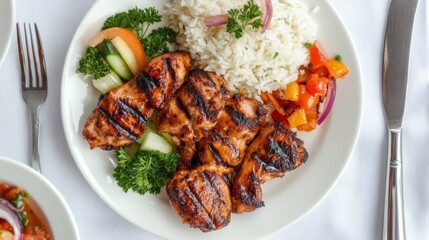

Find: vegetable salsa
[0,182,50,240]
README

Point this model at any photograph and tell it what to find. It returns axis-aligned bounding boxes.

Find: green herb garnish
[142,27,177,59]
[226,0,263,39]
[103,7,162,40]
[273,52,279,59]
[77,47,111,80]
[17,210,29,227]
[335,54,343,62]
[113,148,180,195]
[11,192,29,227]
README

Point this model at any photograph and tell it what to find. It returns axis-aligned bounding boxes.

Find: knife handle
[383,129,406,240]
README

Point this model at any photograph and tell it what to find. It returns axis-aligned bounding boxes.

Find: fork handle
[29,105,42,173]
[383,128,405,240]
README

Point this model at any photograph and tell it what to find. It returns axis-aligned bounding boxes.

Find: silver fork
[16,23,48,173]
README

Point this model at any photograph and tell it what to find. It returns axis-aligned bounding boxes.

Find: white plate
[0,156,80,239]
[0,0,15,66]
[61,0,363,239]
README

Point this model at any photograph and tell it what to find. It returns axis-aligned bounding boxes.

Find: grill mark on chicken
[238,173,264,208]
[176,97,192,120]
[232,123,308,213]
[190,88,216,122]
[99,109,138,141]
[266,138,297,171]
[136,71,156,100]
[167,165,233,232]
[164,57,177,91]
[196,93,265,167]
[186,183,215,228]
[212,132,240,158]
[156,70,231,169]
[208,143,224,165]
[83,52,191,150]
[115,99,150,127]
[253,152,280,173]
[201,171,224,204]
[225,106,260,130]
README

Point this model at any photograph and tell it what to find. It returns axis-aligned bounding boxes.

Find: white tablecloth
[1,0,428,239]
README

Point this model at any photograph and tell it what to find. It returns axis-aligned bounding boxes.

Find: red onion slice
[204,14,229,27]
[260,0,273,33]
[0,198,23,240]
[317,80,337,125]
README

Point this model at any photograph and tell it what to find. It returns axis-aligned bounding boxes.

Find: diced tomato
[312,65,330,78]
[309,44,326,71]
[271,110,289,126]
[0,219,13,232]
[298,85,319,110]
[4,187,25,201]
[306,74,329,97]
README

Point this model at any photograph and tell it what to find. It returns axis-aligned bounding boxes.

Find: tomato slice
[88,27,146,74]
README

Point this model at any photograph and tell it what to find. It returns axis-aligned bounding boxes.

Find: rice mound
[165,0,317,98]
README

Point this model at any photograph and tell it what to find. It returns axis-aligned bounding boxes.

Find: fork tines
[16,23,48,92]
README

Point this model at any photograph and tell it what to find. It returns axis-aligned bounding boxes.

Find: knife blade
[382,0,419,240]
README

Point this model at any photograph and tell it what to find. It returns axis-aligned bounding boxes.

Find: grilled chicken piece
[83,52,191,150]
[167,164,234,232]
[232,122,308,213]
[195,93,266,167]
[140,52,192,109]
[156,70,231,168]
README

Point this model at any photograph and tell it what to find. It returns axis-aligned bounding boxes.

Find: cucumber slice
[140,132,174,154]
[111,36,139,75]
[97,40,133,80]
[91,71,122,93]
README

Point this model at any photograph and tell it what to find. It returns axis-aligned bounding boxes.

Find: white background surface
[0,0,428,239]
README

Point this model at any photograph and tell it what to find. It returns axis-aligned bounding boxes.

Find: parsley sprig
[143,27,177,59]
[113,148,180,195]
[77,47,111,80]
[226,1,263,39]
[103,7,162,40]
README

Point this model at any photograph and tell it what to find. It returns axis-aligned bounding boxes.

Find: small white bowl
[0,0,15,66]
[0,156,79,240]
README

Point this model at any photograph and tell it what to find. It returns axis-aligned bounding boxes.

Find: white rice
[165,0,317,98]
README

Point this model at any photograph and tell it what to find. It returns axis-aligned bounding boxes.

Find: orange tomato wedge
[88,27,146,74]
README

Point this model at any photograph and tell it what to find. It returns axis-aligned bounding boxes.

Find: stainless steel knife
[382,0,419,239]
